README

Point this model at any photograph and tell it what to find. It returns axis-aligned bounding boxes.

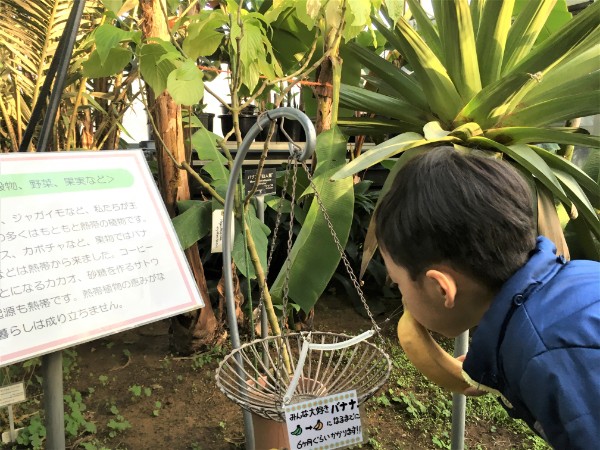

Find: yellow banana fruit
[397,310,470,393]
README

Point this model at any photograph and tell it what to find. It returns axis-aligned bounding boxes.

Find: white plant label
[0,150,204,367]
[0,383,25,407]
[284,390,363,450]
[211,209,233,253]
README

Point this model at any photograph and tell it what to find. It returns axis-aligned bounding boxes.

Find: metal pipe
[42,352,65,450]
[451,330,469,450]
[222,108,316,449]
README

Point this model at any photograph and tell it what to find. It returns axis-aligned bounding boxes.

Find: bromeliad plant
[333,0,600,264]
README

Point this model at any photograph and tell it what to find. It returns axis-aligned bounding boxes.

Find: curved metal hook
[223,107,316,350]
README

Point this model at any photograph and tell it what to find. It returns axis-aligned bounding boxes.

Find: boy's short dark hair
[375,147,537,288]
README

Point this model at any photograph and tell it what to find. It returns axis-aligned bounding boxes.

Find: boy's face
[381,250,465,338]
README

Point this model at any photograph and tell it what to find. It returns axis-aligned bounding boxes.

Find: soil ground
[38,294,547,450]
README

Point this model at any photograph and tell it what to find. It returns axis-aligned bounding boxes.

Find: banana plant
[333,0,600,269]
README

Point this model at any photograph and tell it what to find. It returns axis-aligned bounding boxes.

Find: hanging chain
[301,161,385,342]
[255,156,294,319]
[281,158,299,331]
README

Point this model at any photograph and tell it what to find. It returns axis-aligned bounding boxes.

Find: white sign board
[0,383,25,407]
[284,390,363,450]
[0,150,204,367]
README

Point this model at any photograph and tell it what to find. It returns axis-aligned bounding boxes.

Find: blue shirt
[462,237,600,449]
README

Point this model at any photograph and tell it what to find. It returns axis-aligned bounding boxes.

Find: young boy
[374,147,599,449]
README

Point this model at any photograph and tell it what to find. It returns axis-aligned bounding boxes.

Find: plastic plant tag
[284,390,363,450]
[0,383,25,408]
[211,209,234,253]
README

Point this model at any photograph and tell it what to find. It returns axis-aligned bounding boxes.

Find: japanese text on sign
[0,150,204,367]
[284,390,363,450]
[243,168,277,197]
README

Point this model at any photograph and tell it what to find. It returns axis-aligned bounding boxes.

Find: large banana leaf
[270,127,354,312]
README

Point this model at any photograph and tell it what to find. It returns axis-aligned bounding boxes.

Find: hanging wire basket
[215,331,391,422]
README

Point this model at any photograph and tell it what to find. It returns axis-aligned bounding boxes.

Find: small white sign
[0,383,25,407]
[210,209,233,253]
[0,150,205,367]
[284,390,363,450]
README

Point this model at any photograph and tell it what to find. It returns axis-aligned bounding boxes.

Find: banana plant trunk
[141,0,220,354]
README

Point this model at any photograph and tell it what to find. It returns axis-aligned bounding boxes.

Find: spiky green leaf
[436,0,481,100]
[502,0,556,74]
[476,0,515,87]
[530,144,600,209]
[372,16,463,123]
[339,84,430,126]
[553,169,600,240]
[484,127,600,148]
[468,138,571,207]
[405,0,442,60]
[508,0,600,76]
[346,42,428,110]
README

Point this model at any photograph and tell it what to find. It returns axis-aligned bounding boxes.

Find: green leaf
[94,24,134,65]
[502,0,556,74]
[507,0,599,76]
[455,72,531,126]
[233,209,270,279]
[139,42,178,95]
[166,59,204,106]
[469,0,485,36]
[436,0,481,100]
[339,84,430,127]
[536,182,570,259]
[101,0,122,14]
[498,91,600,128]
[565,216,600,261]
[270,127,354,312]
[405,0,442,60]
[345,42,428,111]
[191,127,229,182]
[182,13,227,60]
[530,144,600,209]
[332,132,459,180]
[476,0,515,87]
[372,16,463,124]
[553,169,600,240]
[513,0,572,44]
[520,42,600,105]
[484,127,600,149]
[172,201,212,249]
[82,48,132,78]
[468,138,571,207]
[386,0,406,26]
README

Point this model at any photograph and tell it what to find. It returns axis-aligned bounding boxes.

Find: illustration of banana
[397,310,470,393]
[314,420,323,431]
[291,425,302,436]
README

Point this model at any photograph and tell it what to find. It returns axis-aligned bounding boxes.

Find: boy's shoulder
[523,258,599,349]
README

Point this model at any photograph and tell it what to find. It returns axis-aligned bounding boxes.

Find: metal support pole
[451,330,469,450]
[18,1,86,448]
[42,352,65,450]
[222,108,316,450]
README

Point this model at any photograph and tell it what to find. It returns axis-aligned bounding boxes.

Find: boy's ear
[425,269,457,308]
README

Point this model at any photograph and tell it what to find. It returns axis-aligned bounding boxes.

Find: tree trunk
[140,0,221,354]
